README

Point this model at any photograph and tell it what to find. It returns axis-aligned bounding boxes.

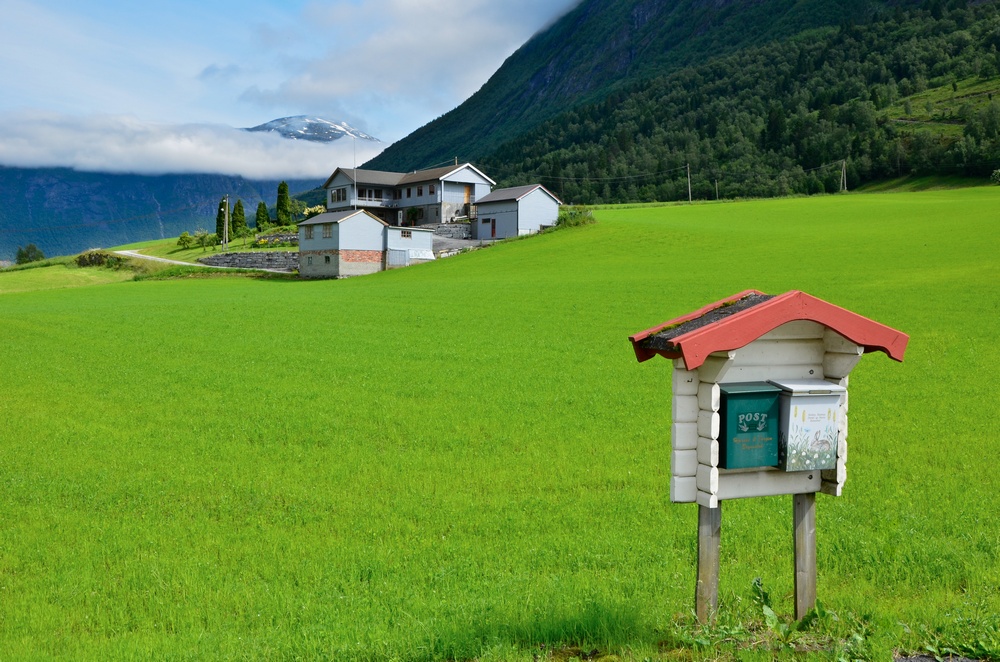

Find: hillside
[481,2,1000,202]
[0,167,319,260]
[365,0,914,172]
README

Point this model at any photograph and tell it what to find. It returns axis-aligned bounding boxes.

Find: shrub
[76,251,127,269]
[177,231,194,249]
[556,205,595,228]
[15,243,45,265]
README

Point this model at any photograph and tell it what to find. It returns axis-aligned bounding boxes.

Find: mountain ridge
[365,0,902,172]
[245,116,382,144]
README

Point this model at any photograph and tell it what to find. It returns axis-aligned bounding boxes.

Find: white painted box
[768,379,846,472]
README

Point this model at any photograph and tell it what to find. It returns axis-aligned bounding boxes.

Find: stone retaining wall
[429,223,471,239]
[198,251,298,271]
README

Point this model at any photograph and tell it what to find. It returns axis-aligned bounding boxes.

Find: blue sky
[0,0,578,178]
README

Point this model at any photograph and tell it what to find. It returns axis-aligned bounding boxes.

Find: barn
[471,184,562,240]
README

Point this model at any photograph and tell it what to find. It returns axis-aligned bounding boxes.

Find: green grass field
[1,189,998,660]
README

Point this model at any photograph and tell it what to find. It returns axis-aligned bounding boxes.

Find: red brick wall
[340,250,383,263]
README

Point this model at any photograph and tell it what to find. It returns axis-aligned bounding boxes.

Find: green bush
[75,251,127,269]
[556,205,594,227]
[15,244,45,265]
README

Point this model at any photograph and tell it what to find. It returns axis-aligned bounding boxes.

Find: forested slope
[366,0,903,173]
[481,2,1000,202]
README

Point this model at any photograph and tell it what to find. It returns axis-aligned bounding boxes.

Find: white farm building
[471,184,562,240]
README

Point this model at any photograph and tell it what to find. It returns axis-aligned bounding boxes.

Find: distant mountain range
[0,115,374,260]
[0,168,319,260]
[245,116,382,144]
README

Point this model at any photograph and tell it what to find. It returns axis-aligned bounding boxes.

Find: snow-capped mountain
[245,116,381,144]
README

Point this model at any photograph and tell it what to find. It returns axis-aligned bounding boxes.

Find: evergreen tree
[231,199,247,235]
[255,201,270,230]
[276,181,291,227]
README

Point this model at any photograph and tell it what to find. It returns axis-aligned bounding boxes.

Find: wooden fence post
[696,504,721,622]
[793,492,817,620]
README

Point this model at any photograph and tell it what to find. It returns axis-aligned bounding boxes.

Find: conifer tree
[255,201,270,230]
[276,181,291,227]
[231,199,246,235]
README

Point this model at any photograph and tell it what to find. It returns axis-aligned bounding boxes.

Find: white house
[322,163,495,226]
[298,209,434,278]
[471,184,562,240]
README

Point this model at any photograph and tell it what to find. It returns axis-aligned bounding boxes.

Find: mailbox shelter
[628,290,908,620]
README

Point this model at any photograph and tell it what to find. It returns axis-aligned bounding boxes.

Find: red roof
[628,290,908,369]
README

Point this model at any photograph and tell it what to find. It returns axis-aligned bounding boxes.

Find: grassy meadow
[1,188,998,660]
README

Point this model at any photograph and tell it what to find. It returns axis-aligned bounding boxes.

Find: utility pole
[687,163,692,203]
[715,179,719,201]
[841,160,848,192]
[223,194,230,251]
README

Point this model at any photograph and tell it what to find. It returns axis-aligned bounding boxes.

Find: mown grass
[0,258,134,294]
[854,174,990,192]
[0,188,998,660]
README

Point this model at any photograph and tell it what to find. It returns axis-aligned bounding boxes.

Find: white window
[401,230,412,239]
[305,225,314,239]
[322,224,332,239]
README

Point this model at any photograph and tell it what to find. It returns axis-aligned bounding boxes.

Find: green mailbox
[719,382,781,469]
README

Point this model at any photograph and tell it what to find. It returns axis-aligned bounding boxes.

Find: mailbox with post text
[628,290,908,621]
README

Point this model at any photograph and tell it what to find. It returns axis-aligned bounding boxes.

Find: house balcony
[329,197,398,211]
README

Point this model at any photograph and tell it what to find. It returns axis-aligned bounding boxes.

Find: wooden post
[696,504,721,622]
[793,492,817,620]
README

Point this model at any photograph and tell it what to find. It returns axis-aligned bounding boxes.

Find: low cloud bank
[0,112,384,179]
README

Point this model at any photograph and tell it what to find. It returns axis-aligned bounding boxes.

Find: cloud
[0,112,383,180]
[239,0,580,140]
[198,63,246,82]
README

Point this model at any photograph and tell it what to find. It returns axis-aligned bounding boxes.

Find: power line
[535,165,688,183]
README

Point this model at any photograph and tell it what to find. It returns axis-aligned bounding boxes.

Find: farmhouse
[298,209,434,278]
[471,184,562,240]
[322,163,495,226]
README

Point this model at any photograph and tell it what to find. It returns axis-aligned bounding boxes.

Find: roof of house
[323,163,496,189]
[298,209,387,227]
[476,184,563,205]
[628,289,909,369]
[323,168,404,189]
